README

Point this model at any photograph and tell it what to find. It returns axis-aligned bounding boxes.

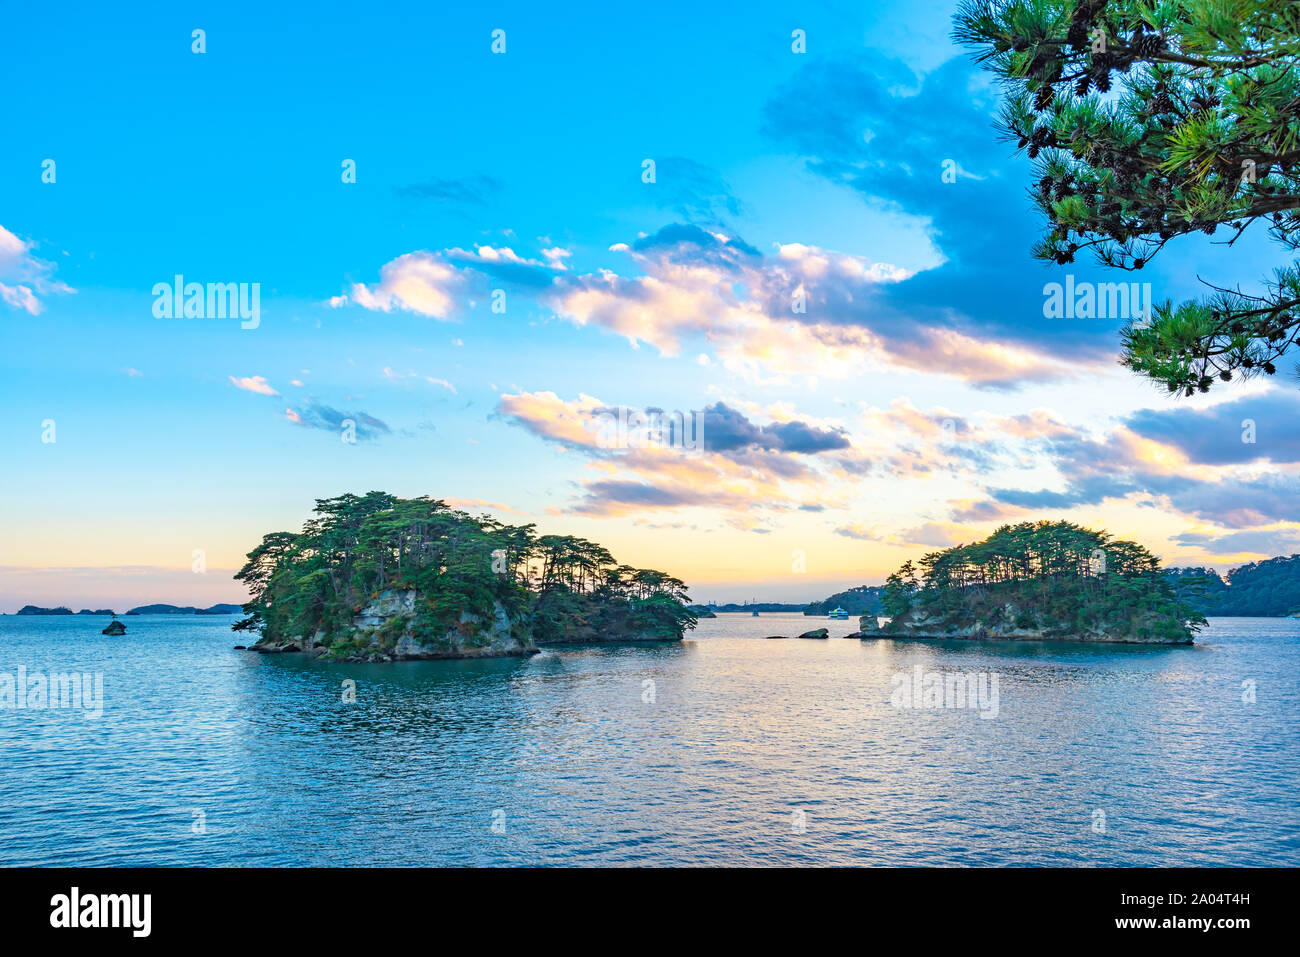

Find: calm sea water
[0,612,1296,866]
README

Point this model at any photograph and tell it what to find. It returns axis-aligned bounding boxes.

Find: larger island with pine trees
[234,492,698,661]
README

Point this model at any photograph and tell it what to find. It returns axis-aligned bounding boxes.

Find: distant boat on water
[828,607,848,620]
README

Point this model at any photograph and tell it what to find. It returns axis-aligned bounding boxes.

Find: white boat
[828,607,848,619]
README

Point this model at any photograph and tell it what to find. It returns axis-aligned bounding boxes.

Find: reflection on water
[0,613,1295,866]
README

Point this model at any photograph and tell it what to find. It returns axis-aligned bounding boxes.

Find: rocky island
[234,492,698,661]
[866,521,1205,645]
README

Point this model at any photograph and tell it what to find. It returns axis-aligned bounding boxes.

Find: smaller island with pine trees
[868,521,1205,645]
[234,492,698,661]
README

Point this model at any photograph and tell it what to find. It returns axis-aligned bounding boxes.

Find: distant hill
[687,587,886,616]
[689,602,806,613]
[1167,555,1300,616]
[125,603,243,615]
[10,602,246,617]
[802,585,883,616]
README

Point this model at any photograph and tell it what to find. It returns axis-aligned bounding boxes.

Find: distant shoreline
[8,603,243,617]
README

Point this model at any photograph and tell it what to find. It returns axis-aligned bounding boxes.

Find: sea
[0,612,1295,866]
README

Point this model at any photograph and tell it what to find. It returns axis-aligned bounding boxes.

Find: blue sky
[3,0,1298,611]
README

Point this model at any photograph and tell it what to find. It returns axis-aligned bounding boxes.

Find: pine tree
[954,0,1300,394]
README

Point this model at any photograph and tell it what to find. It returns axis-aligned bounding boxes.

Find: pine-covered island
[866,522,1206,645]
[234,492,698,661]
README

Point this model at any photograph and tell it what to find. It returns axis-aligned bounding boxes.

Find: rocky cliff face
[251,589,538,661]
[865,603,1193,645]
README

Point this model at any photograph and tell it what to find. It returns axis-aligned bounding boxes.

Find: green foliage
[881,561,921,619]
[1169,555,1300,615]
[234,492,697,651]
[880,520,1205,639]
[955,0,1300,392]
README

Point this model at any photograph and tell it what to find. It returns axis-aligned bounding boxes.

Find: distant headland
[13,603,242,616]
[234,492,697,661]
[689,585,886,618]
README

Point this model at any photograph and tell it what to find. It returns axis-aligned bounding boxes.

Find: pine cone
[1132,33,1167,57]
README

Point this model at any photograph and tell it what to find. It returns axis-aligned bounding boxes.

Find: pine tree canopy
[954,0,1300,395]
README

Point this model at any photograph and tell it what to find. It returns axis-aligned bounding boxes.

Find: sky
[2,0,1298,611]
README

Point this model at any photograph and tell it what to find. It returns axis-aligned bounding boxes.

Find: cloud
[443,497,524,515]
[1172,529,1300,557]
[330,251,468,318]
[698,401,850,454]
[497,391,606,449]
[835,523,877,540]
[836,394,1300,544]
[0,223,75,315]
[892,522,969,547]
[394,173,501,205]
[645,157,746,222]
[229,375,278,396]
[335,221,1071,387]
[837,521,971,548]
[759,51,1145,361]
[545,224,1068,387]
[950,499,1022,523]
[976,417,1300,530]
[497,390,862,518]
[381,367,457,393]
[284,400,391,441]
[499,392,849,461]
[1125,391,1300,465]
[576,480,733,511]
[330,244,566,318]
